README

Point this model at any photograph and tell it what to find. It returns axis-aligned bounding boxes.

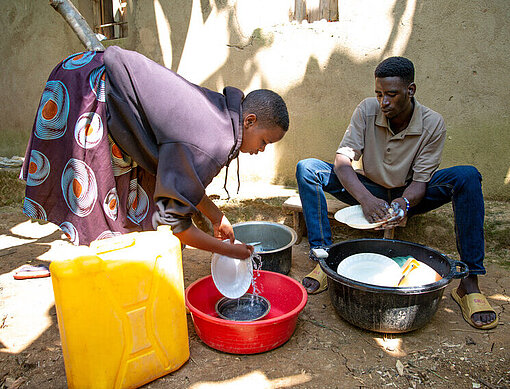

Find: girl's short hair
[242,89,289,131]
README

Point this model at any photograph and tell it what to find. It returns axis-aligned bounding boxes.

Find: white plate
[334,205,386,229]
[211,240,253,299]
[336,253,402,287]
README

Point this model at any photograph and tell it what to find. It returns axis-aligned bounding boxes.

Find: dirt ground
[0,195,509,389]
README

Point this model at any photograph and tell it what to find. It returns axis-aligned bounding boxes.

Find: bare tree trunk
[49,0,105,51]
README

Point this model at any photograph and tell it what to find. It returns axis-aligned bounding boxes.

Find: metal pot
[233,221,297,275]
[316,238,468,333]
[215,293,271,322]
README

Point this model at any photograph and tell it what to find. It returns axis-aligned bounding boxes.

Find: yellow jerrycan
[50,225,189,389]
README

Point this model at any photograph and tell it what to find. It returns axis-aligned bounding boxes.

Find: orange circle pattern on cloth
[89,65,106,102]
[35,80,69,140]
[61,158,98,217]
[74,112,104,149]
[127,179,149,225]
[26,150,50,186]
[22,51,156,246]
[60,221,79,245]
[103,187,119,221]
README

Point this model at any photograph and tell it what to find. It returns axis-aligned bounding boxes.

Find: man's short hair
[375,56,415,85]
[242,89,289,131]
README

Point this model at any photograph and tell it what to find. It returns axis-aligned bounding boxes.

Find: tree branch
[49,0,105,51]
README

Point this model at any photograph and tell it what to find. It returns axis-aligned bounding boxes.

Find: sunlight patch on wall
[235,0,294,37]
[504,167,510,185]
[175,0,416,89]
[243,59,262,91]
[250,0,415,92]
[215,74,225,93]
[382,0,417,56]
[154,0,173,68]
[177,0,229,83]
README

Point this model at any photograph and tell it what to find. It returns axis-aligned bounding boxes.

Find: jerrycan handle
[157,225,176,235]
[91,234,136,254]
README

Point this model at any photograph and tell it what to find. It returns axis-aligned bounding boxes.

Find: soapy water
[253,245,273,253]
[248,240,279,254]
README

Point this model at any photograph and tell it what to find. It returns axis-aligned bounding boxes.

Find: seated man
[296,56,498,330]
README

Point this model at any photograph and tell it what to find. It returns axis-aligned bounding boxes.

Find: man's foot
[452,275,498,329]
[302,263,328,294]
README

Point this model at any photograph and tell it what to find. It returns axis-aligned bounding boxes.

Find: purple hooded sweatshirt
[104,46,244,233]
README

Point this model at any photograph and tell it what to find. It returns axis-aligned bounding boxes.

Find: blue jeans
[295,158,485,275]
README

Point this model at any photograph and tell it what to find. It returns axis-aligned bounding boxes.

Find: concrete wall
[1,0,509,200]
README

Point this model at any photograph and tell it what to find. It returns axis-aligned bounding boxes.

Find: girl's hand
[222,241,254,259]
[213,215,235,243]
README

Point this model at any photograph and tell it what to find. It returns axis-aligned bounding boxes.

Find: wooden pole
[294,0,306,22]
[49,0,105,51]
[329,0,339,21]
[320,0,330,21]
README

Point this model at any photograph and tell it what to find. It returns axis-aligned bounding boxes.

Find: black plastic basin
[318,239,468,333]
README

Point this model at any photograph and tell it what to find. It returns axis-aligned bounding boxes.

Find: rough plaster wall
[265,1,510,200]
[406,1,510,200]
[0,1,85,158]
[1,0,509,199]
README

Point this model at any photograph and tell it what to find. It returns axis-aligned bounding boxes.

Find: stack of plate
[336,253,402,287]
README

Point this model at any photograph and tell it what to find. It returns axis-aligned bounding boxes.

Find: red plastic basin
[185,270,307,354]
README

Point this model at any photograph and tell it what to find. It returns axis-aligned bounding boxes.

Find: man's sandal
[302,263,328,294]
[451,289,499,330]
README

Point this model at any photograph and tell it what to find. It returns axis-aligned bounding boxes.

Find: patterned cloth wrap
[21,51,156,246]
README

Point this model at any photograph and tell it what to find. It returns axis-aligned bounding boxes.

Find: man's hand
[376,200,406,229]
[360,195,392,223]
[335,154,391,223]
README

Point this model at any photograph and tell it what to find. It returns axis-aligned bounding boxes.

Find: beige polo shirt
[337,97,446,189]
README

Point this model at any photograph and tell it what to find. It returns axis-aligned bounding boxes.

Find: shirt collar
[375,98,423,136]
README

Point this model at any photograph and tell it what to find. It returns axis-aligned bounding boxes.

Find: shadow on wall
[10,0,507,195]
[171,0,419,189]
[149,0,508,200]
[128,0,191,71]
